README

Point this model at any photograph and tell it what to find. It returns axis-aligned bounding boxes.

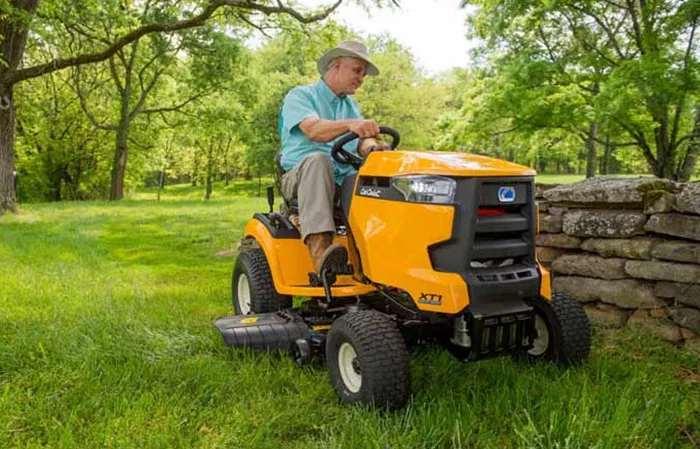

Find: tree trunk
[0,83,17,213]
[204,140,214,200]
[192,149,200,187]
[110,125,129,200]
[157,169,165,201]
[677,106,700,182]
[49,167,63,202]
[205,174,212,200]
[656,122,675,179]
[601,134,612,175]
[0,0,39,213]
[205,155,213,200]
[585,120,598,178]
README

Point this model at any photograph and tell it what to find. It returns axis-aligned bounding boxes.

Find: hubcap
[237,273,252,315]
[528,314,550,356]
[338,342,362,393]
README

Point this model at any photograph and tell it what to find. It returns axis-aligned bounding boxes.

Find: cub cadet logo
[359,187,382,198]
[419,292,442,305]
[498,186,516,203]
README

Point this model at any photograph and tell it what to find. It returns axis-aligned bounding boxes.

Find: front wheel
[521,292,591,365]
[326,310,411,409]
[232,247,292,315]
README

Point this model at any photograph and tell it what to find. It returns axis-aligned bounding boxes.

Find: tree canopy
[4,0,700,209]
[441,0,700,180]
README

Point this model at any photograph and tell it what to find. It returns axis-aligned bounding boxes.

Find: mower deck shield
[214,311,311,352]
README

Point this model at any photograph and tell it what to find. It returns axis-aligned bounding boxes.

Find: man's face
[334,58,368,95]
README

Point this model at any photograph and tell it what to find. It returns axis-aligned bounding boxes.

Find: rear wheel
[520,292,591,365]
[326,310,411,409]
[232,246,292,315]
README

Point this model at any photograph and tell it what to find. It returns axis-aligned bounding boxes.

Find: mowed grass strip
[1,191,699,449]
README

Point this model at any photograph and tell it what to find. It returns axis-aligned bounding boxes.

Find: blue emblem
[497,186,515,203]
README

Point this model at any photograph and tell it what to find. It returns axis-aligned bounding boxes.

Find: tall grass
[1,191,698,448]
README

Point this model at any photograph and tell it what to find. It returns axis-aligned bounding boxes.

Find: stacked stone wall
[536,177,700,355]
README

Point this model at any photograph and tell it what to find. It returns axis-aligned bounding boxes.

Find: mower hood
[360,151,536,178]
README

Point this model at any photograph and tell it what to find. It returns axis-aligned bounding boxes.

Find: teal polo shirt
[279,79,362,185]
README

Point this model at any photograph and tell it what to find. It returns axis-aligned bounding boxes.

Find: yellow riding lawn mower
[215,127,591,409]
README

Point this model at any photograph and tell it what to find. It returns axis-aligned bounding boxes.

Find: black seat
[276,153,299,213]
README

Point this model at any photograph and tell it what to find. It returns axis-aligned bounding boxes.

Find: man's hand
[348,119,380,139]
[359,138,391,158]
[369,141,392,152]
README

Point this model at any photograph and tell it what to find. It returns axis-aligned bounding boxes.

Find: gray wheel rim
[237,273,252,315]
[529,314,550,356]
[338,342,361,393]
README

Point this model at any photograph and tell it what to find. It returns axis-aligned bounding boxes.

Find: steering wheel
[331,126,401,170]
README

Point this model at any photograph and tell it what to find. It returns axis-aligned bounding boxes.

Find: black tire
[232,247,292,315]
[519,292,591,365]
[326,310,411,409]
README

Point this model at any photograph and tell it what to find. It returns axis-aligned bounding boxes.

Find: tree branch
[561,11,619,67]
[616,119,657,166]
[5,0,342,85]
[236,13,273,39]
[140,91,207,115]
[625,0,645,55]
[537,25,567,78]
[568,4,625,59]
[127,40,140,75]
[130,66,167,119]
[579,125,639,147]
[675,135,692,148]
[136,35,176,86]
[127,136,155,150]
[72,66,117,131]
[62,22,110,45]
[671,19,698,149]
[108,56,125,95]
[488,123,522,136]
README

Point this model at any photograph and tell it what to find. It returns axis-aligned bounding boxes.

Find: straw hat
[317,40,380,76]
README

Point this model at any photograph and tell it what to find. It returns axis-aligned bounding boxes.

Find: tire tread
[328,310,411,409]
[233,247,292,314]
[549,291,591,364]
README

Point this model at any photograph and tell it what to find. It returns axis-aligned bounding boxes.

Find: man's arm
[299,118,380,142]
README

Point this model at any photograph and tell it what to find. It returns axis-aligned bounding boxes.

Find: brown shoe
[318,243,348,275]
[306,232,333,273]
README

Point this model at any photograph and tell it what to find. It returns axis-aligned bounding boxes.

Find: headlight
[391,175,456,204]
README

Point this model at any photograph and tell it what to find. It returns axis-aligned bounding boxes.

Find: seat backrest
[275,152,297,212]
[275,153,286,180]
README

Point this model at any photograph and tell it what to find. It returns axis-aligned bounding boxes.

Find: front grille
[476,270,533,283]
[473,182,534,265]
[428,176,540,307]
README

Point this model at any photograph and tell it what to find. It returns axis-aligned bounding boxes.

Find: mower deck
[214,310,311,352]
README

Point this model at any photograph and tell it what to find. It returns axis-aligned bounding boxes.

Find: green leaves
[452,0,700,179]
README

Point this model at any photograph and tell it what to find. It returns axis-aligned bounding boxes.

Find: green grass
[1,190,699,448]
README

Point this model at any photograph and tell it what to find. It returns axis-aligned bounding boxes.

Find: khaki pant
[280,152,335,242]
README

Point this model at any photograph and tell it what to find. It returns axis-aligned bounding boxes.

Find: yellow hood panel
[360,151,536,177]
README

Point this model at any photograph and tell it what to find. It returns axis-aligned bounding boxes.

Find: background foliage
[7,0,700,204]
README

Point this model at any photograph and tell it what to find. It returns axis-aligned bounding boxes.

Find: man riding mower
[215,126,591,409]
